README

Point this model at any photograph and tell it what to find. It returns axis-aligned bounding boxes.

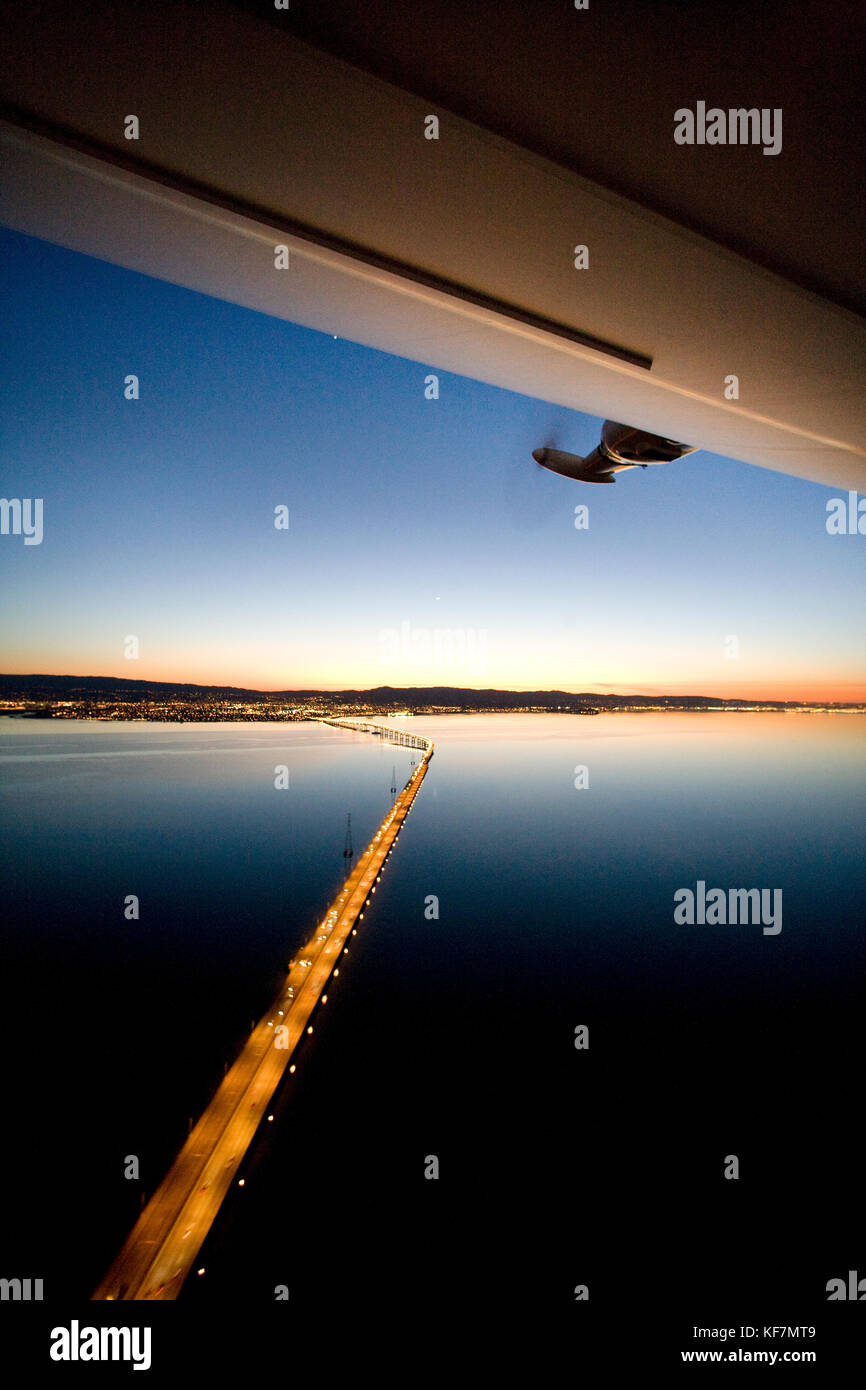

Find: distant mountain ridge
[0,673,846,709]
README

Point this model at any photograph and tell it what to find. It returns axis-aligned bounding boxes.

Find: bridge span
[93,720,433,1301]
[321,715,432,752]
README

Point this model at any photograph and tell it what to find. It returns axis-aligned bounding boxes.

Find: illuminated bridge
[322,716,432,753]
[93,721,433,1301]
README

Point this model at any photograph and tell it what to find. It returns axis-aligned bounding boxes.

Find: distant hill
[0,673,837,710]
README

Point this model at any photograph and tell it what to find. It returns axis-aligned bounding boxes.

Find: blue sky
[1,226,863,698]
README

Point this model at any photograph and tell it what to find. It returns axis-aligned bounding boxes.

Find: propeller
[503,406,610,520]
[499,411,563,527]
[535,419,565,460]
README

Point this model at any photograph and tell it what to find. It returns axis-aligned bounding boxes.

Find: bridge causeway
[93,720,433,1300]
[321,716,431,752]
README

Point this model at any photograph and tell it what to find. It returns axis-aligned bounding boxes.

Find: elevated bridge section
[93,720,433,1300]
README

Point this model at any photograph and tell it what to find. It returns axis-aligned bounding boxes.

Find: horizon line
[1,672,863,707]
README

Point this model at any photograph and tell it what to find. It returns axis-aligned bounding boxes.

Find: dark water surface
[2,713,863,1322]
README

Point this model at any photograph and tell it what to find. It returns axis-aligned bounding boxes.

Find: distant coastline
[0,674,861,720]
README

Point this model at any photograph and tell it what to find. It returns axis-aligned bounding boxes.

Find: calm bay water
[1,713,863,1313]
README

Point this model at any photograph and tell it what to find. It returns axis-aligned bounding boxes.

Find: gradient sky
[1,226,863,700]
